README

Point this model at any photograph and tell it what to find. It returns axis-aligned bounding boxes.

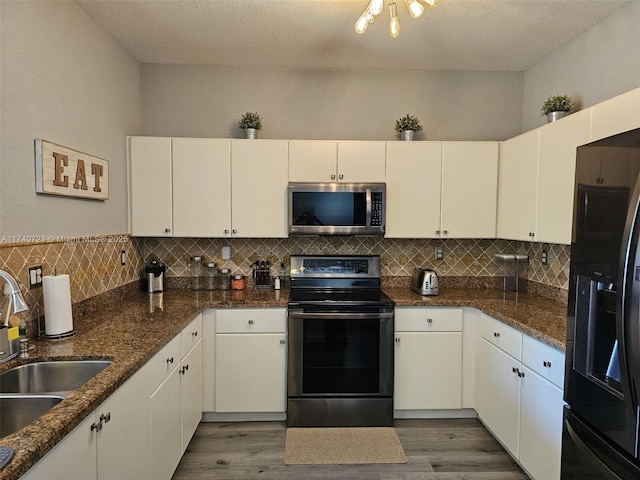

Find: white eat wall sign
[35,139,109,200]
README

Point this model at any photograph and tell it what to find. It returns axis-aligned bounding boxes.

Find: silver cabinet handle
[395,338,400,343]
[442,230,448,235]
[192,331,198,338]
[331,174,336,180]
[435,230,440,235]
[166,357,174,365]
[224,229,230,234]
[493,332,500,338]
[279,339,285,345]
[543,361,552,368]
[180,364,189,375]
[100,412,111,424]
[248,319,254,325]
[426,318,433,324]
[91,421,102,432]
[339,174,344,180]
[164,228,171,233]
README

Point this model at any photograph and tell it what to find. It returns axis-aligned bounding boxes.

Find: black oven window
[292,192,366,226]
[302,318,380,394]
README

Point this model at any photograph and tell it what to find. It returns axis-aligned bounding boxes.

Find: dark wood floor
[172,419,529,479]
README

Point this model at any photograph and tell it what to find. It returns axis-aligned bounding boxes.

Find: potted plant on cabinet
[541,94,574,123]
[238,112,263,139]
[395,114,423,141]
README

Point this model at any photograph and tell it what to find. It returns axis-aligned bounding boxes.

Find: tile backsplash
[0,234,570,326]
[140,236,570,292]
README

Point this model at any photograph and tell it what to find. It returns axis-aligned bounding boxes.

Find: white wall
[522,1,640,132]
[141,65,523,142]
[0,1,141,237]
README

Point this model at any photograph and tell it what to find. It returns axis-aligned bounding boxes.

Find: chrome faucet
[0,268,29,315]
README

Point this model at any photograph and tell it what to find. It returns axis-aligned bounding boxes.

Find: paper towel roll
[43,274,74,335]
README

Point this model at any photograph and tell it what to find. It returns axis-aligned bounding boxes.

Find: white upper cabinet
[231,140,289,238]
[441,142,498,238]
[497,109,591,245]
[337,141,386,183]
[497,130,539,242]
[129,137,173,237]
[536,108,591,244]
[591,87,640,142]
[172,138,231,237]
[289,140,385,182]
[289,141,337,182]
[385,142,442,238]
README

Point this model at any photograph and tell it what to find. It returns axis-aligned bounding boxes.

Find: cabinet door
[537,109,591,244]
[496,130,539,241]
[385,142,442,238]
[151,366,182,480]
[172,138,231,237]
[394,331,462,410]
[591,87,640,142]
[289,140,337,182]
[22,413,97,480]
[440,142,498,238]
[97,366,152,480]
[337,141,386,183]
[231,140,289,237]
[181,340,203,452]
[129,137,173,236]
[519,366,564,480]
[215,333,287,413]
[476,338,521,457]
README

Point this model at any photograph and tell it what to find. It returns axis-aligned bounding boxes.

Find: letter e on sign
[35,139,109,200]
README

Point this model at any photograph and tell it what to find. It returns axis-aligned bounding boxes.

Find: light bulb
[368,0,384,16]
[388,2,400,38]
[423,0,437,8]
[405,0,424,18]
[354,11,372,34]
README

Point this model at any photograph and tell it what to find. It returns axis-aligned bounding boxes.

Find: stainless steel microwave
[288,183,386,235]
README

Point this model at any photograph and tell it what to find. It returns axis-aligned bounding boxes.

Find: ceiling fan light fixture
[355,0,438,37]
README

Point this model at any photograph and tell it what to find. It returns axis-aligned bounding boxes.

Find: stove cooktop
[288,288,395,308]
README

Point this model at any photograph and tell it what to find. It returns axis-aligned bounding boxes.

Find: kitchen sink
[0,360,113,396]
[0,395,64,438]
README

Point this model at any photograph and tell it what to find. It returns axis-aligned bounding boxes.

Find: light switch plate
[28,265,43,289]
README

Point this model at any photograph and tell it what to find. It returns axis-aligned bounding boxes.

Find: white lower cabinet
[394,307,463,410]
[150,313,203,480]
[215,308,287,413]
[475,313,565,480]
[23,364,152,480]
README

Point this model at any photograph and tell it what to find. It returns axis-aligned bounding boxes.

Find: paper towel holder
[36,307,76,342]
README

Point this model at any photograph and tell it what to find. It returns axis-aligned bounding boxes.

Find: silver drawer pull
[166,357,174,365]
[494,332,500,338]
[395,338,401,343]
[279,339,285,345]
[543,361,552,368]
[192,331,198,338]
[426,318,433,324]
[248,320,254,325]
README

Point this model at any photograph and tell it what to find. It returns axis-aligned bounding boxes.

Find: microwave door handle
[366,188,372,227]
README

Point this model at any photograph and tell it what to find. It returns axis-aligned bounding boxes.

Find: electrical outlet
[541,250,548,265]
[435,246,444,260]
[28,265,43,289]
[120,250,126,266]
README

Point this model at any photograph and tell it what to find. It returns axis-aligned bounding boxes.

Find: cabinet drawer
[181,313,203,357]
[149,334,181,391]
[481,314,522,361]
[522,335,565,389]
[216,308,287,333]
[395,307,463,332]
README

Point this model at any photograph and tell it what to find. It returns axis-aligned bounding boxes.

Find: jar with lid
[218,268,231,290]
[189,256,204,290]
[205,262,218,291]
[231,274,246,290]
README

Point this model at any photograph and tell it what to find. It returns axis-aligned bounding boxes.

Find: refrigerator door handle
[566,417,624,480]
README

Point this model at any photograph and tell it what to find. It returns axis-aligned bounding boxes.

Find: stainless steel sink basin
[0,360,113,396]
[0,395,64,437]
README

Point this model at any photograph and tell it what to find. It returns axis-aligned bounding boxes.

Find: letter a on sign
[35,139,109,200]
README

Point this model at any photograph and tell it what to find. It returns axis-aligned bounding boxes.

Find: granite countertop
[0,285,566,479]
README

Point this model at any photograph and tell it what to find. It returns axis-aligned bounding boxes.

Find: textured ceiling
[76,0,630,71]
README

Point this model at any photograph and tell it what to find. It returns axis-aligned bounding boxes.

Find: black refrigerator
[562,127,640,479]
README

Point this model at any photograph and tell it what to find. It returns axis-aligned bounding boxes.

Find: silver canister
[144,260,166,293]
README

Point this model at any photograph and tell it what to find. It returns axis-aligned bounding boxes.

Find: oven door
[287,308,394,398]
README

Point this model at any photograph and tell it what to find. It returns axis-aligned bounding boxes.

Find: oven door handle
[288,311,394,320]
